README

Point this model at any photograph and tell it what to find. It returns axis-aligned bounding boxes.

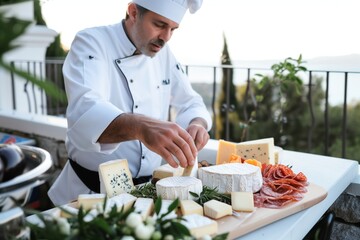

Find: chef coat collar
[120,20,137,57]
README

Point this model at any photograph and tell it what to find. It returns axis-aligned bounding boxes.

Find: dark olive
[0,144,25,182]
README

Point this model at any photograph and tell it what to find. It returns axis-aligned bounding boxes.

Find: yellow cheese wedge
[180,200,203,216]
[216,139,237,165]
[231,192,255,212]
[203,199,232,219]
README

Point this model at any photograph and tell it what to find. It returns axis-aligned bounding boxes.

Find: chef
[48,0,212,205]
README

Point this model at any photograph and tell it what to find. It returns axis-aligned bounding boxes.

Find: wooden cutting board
[217,182,327,239]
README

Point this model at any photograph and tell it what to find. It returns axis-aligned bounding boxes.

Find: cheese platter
[26,137,328,239]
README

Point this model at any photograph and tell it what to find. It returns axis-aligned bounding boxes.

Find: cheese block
[155,199,178,220]
[274,147,283,164]
[153,163,184,179]
[108,193,137,212]
[198,163,263,193]
[156,176,202,200]
[181,157,199,177]
[236,137,275,164]
[134,198,154,220]
[216,139,237,165]
[231,191,255,212]
[60,204,79,218]
[99,159,134,197]
[180,200,203,216]
[181,214,218,238]
[203,199,232,219]
[77,193,106,210]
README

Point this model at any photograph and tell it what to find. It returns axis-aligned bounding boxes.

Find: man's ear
[127,3,138,21]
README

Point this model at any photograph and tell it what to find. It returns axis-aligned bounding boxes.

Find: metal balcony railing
[4,59,360,161]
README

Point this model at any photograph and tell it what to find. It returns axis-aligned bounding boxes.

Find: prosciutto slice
[254,163,308,209]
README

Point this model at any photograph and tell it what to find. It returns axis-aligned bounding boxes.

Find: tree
[215,34,242,141]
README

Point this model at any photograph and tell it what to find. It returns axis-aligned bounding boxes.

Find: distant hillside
[232,54,360,72]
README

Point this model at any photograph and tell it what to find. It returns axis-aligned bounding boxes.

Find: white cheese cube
[108,193,137,212]
[99,159,134,197]
[154,199,177,220]
[77,193,106,210]
[180,200,203,216]
[153,163,184,179]
[134,198,154,220]
[181,214,218,238]
[231,192,255,212]
[204,199,232,219]
[156,176,202,200]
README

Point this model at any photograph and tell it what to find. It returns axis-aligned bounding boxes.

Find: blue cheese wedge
[236,137,275,164]
[198,163,263,193]
[99,159,134,197]
[156,176,202,200]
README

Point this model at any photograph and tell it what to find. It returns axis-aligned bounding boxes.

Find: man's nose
[159,28,172,42]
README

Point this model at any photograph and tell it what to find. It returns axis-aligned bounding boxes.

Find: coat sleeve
[169,58,213,132]
[63,30,122,153]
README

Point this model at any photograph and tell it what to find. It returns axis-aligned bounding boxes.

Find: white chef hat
[132,0,203,24]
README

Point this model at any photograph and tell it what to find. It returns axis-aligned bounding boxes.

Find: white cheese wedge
[273,146,283,164]
[231,192,255,212]
[134,198,154,220]
[77,193,106,211]
[108,193,137,212]
[180,200,203,216]
[236,137,275,164]
[153,163,184,179]
[154,199,178,220]
[156,176,202,200]
[99,159,134,197]
[60,204,79,218]
[198,163,263,193]
[203,199,232,219]
[181,214,218,238]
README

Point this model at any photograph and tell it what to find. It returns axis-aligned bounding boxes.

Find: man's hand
[98,113,198,169]
[186,117,210,151]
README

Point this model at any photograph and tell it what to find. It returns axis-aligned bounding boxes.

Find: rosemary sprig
[130,182,157,199]
[190,186,231,206]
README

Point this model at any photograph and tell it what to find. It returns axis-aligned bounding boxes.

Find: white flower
[145,215,156,226]
[121,236,135,240]
[126,212,143,228]
[55,217,70,235]
[200,235,212,240]
[134,224,155,240]
[151,231,162,240]
[163,235,174,240]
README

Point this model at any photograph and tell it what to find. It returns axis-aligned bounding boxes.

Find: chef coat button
[116,59,121,64]
[157,85,160,89]
[135,105,138,109]
[142,156,145,159]
[130,79,134,83]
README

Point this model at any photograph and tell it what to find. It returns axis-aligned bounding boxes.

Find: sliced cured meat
[255,163,309,209]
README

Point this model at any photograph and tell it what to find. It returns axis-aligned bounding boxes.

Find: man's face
[129,6,179,57]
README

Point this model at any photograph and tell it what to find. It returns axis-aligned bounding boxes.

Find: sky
[41,0,360,65]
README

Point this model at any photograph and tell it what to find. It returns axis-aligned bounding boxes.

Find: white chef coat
[48,21,212,205]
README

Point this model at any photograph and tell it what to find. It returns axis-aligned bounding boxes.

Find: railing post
[342,72,348,158]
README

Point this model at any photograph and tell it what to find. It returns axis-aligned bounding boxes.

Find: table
[198,139,359,240]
